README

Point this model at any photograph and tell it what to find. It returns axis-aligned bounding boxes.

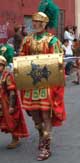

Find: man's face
[32,20,47,33]
[65,41,69,47]
[69,27,73,34]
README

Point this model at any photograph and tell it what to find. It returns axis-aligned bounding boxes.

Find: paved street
[0,73,80,163]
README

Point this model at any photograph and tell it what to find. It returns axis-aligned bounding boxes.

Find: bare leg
[37,110,52,161]
[42,110,52,138]
[31,110,44,149]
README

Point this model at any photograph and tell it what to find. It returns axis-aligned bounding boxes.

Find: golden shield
[13,53,65,90]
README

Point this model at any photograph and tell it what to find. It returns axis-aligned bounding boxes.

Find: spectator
[21,25,27,37]
[62,39,74,75]
[64,26,74,41]
[62,39,73,57]
[13,25,22,55]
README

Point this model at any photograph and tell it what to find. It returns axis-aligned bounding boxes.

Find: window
[24,16,35,34]
[57,10,65,41]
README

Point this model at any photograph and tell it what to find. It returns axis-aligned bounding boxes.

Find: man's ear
[42,22,47,29]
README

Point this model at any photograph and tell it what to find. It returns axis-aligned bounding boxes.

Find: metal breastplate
[30,35,51,54]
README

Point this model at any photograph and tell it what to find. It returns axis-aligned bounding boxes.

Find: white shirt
[62,44,73,56]
[64,31,74,41]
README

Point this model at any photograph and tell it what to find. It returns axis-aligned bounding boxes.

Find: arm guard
[9,90,16,108]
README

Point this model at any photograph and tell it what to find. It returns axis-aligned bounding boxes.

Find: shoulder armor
[23,34,34,44]
[47,33,53,37]
[46,33,54,43]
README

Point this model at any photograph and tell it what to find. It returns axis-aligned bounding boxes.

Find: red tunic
[19,32,66,126]
[0,70,29,138]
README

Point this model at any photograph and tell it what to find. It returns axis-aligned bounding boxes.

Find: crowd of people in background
[63,25,77,57]
[62,25,80,84]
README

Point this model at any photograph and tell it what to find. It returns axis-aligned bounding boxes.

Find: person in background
[64,26,74,42]
[72,39,80,84]
[13,25,22,55]
[62,39,73,57]
[19,0,66,161]
[21,25,27,38]
[72,26,77,39]
[62,39,74,75]
[73,59,80,84]
[0,43,14,72]
[64,26,74,55]
[0,56,29,149]
[0,43,14,64]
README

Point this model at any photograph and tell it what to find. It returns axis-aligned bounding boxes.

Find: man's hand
[54,101,58,107]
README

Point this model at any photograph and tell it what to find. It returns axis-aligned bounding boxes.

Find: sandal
[7,140,19,149]
[37,148,51,161]
[7,137,19,149]
[38,138,44,150]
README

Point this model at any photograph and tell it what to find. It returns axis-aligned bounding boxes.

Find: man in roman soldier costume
[0,56,29,149]
[19,0,66,160]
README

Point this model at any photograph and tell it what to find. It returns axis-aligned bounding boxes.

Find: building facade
[75,0,80,37]
[0,0,75,42]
